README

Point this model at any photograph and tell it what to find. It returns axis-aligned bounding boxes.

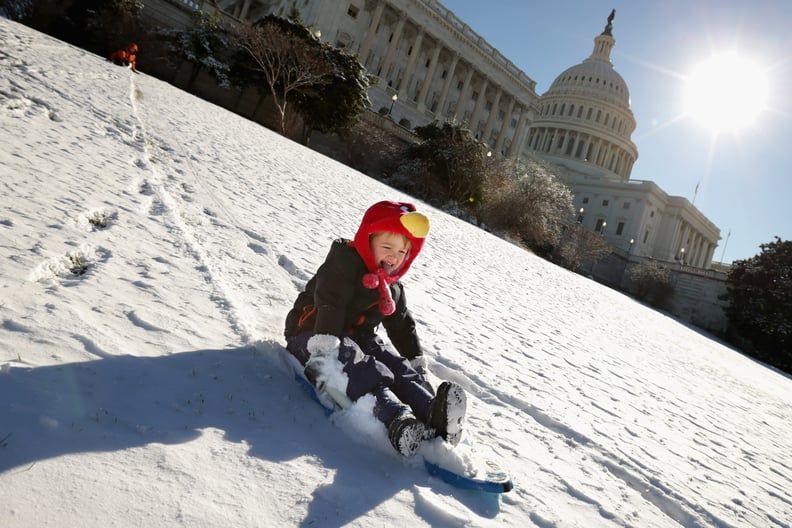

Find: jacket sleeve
[382,284,423,359]
[312,250,354,337]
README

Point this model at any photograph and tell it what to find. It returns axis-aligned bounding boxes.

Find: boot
[388,413,426,457]
[428,381,466,446]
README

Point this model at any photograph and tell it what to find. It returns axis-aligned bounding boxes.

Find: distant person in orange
[109,43,139,73]
[109,48,127,65]
[125,43,138,72]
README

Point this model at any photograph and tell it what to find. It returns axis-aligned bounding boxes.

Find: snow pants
[286,332,433,428]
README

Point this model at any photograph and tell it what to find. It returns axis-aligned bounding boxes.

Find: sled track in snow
[124,72,303,347]
[125,73,259,344]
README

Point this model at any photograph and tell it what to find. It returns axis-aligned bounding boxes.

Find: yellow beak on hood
[400,211,430,239]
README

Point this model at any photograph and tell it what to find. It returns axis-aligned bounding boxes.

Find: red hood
[353,201,430,283]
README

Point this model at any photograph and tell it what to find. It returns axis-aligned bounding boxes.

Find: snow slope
[1,18,790,527]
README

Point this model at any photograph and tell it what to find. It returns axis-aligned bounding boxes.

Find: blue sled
[424,459,513,494]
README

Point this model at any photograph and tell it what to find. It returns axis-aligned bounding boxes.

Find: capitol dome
[548,59,631,109]
[526,11,638,182]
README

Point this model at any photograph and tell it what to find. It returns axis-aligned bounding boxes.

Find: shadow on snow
[0,339,499,525]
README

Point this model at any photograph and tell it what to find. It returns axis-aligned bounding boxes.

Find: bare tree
[479,157,574,250]
[553,222,611,270]
[237,18,334,137]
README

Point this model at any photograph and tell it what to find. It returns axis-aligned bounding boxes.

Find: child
[109,43,138,72]
[125,43,138,73]
[108,48,128,66]
[284,201,466,457]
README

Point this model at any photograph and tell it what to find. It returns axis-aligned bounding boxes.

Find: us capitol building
[215,0,722,270]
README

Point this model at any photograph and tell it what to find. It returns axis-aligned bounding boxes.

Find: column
[595,142,605,165]
[452,66,474,121]
[581,135,592,161]
[704,242,711,267]
[687,232,697,265]
[401,26,425,98]
[549,128,561,153]
[470,78,489,134]
[696,237,706,268]
[542,130,551,152]
[680,224,691,255]
[417,43,442,110]
[239,0,252,20]
[494,96,516,153]
[358,0,386,66]
[592,139,603,166]
[558,132,568,155]
[529,127,539,150]
[570,132,579,158]
[693,234,704,267]
[436,53,459,118]
[670,218,683,251]
[528,128,537,150]
[602,142,612,166]
[380,15,406,83]
[482,88,503,146]
[687,238,695,267]
[507,106,528,158]
[705,244,715,268]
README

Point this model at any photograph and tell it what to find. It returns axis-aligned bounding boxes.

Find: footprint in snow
[247,242,268,256]
[278,254,311,282]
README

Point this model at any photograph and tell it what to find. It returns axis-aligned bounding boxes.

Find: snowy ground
[1,18,791,527]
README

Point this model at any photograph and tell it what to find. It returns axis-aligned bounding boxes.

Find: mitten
[409,355,428,376]
[304,335,351,408]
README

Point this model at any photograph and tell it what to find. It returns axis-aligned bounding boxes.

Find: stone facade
[142,0,203,29]
[217,0,540,159]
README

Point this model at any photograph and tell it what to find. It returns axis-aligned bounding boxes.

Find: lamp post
[628,238,635,253]
[600,221,607,235]
[680,247,685,265]
[577,207,584,224]
[388,93,397,116]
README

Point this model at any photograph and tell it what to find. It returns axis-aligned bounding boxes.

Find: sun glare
[683,52,769,133]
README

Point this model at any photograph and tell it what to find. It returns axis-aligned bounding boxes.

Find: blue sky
[441,0,792,263]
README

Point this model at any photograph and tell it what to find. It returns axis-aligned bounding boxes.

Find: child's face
[370,232,411,273]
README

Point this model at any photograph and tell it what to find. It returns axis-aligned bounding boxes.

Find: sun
[683,52,770,133]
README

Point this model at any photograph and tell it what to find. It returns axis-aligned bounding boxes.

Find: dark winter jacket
[284,239,423,360]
